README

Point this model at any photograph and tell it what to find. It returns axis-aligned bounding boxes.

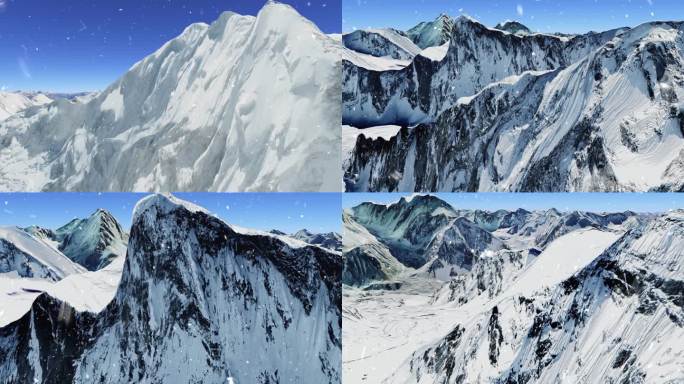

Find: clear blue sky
[343,0,683,33]
[0,0,341,92]
[343,193,684,213]
[0,193,342,234]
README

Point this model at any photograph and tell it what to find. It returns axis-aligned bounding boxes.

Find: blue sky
[343,0,683,33]
[343,193,684,213]
[0,193,342,233]
[0,0,340,92]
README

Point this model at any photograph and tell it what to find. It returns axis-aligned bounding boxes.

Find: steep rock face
[25,209,128,271]
[406,14,454,49]
[350,195,456,268]
[0,195,342,383]
[341,212,404,286]
[421,217,509,280]
[344,19,684,192]
[0,3,341,192]
[393,211,684,384]
[342,16,621,128]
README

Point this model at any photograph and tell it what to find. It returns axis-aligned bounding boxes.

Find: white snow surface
[0,255,124,327]
[0,226,86,279]
[0,92,52,122]
[418,42,449,61]
[343,229,621,384]
[0,2,341,192]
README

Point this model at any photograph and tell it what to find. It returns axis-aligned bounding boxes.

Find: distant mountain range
[342,194,682,383]
[343,14,684,192]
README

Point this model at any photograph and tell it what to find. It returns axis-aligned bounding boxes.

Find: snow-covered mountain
[342,195,677,383]
[391,211,684,384]
[0,226,86,281]
[343,29,421,60]
[0,2,341,192]
[342,194,636,288]
[0,194,342,383]
[25,209,128,271]
[0,210,129,327]
[343,16,684,191]
[0,91,52,122]
[291,229,343,251]
[494,20,532,35]
[406,14,454,49]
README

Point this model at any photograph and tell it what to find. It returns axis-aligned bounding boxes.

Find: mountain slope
[0,92,52,122]
[345,21,684,191]
[25,209,128,271]
[494,20,532,35]
[292,229,343,251]
[341,195,636,288]
[342,16,622,128]
[55,209,128,271]
[0,226,86,280]
[0,194,342,383]
[342,211,405,286]
[0,2,340,192]
[392,211,684,384]
[406,14,454,49]
[343,29,421,60]
[342,195,683,383]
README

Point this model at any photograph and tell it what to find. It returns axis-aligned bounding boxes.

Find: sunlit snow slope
[0,2,341,192]
[0,92,52,122]
[342,195,681,383]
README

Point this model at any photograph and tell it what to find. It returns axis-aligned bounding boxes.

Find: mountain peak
[495,20,532,35]
[91,208,115,220]
[133,194,208,224]
[294,228,314,237]
[398,194,450,208]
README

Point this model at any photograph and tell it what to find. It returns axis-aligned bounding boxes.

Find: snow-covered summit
[0,2,340,192]
[0,193,342,383]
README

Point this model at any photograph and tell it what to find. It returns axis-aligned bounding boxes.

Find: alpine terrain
[0,194,342,383]
[343,14,684,191]
[0,209,128,328]
[342,194,683,383]
[0,92,52,122]
[0,1,341,192]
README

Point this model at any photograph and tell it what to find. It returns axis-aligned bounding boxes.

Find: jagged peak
[294,228,314,237]
[91,208,116,221]
[399,193,448,206]
[453,14,482,27]
[132,193,208,223]
[494,20,531,34]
